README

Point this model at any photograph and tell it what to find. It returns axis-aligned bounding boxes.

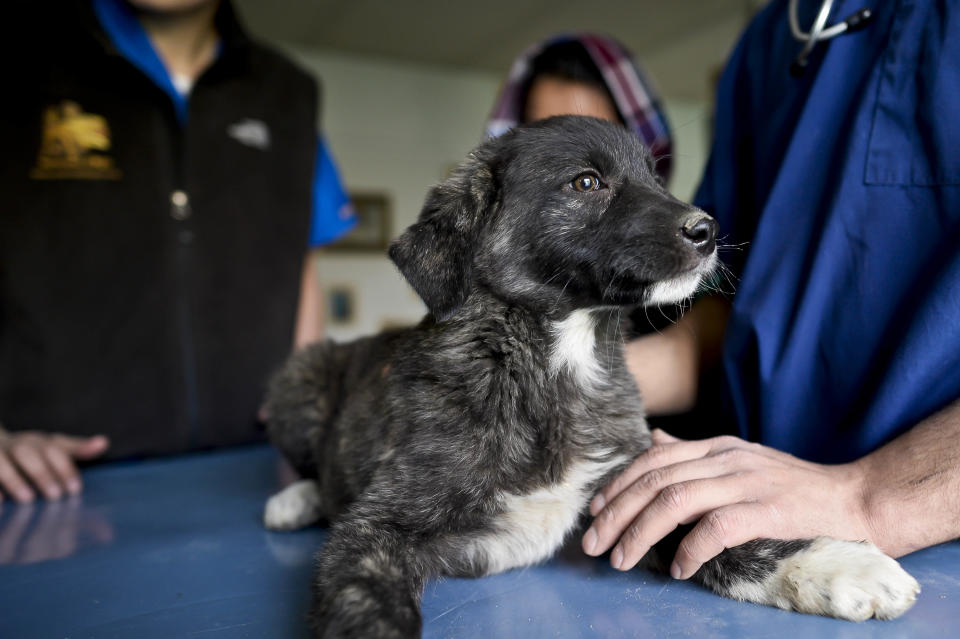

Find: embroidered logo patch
[31,100,121,180]
[227,118,271,150]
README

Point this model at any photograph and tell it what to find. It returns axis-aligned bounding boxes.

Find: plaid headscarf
[485,33,672,182]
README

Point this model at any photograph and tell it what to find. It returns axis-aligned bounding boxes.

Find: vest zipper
[171,178,199,442]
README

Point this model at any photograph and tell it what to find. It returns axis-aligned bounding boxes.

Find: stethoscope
[789,0,874,76]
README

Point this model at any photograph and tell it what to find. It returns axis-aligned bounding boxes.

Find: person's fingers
[590,438,719,516]
[42,445,82,495]
[650,428,682,445]
[606,474,749,571]
[584,454,743,556]
[51,434,109,460]
[670,503,772,579]
[592,434,755,517]
[9,443,61,500]
[0,452,35,503]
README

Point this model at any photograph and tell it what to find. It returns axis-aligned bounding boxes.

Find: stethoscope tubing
[789,0,851,41]
[789,0,873,75]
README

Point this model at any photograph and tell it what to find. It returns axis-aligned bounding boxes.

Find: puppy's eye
[571,173,602,192]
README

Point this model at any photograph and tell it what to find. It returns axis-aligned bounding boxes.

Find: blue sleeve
[308,137,356,247]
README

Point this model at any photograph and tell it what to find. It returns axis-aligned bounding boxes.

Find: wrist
[846,456,893,554]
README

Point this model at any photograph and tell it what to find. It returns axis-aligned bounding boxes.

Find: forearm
[855,398,960,557]
[625,295,731,415]
[293,250,325,349]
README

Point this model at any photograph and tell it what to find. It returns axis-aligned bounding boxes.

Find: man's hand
[0,430,109,503]
[581,429,873,579]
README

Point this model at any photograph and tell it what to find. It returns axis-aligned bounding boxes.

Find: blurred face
[524,76,620,124]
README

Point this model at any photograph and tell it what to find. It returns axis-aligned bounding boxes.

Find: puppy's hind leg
[265,341,345,478]
[312,518,425,639]
[694,537,920,620]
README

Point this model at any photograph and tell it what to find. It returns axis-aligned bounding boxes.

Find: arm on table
[582,400,960,578]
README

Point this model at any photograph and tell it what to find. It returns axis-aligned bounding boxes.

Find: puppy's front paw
[264,479,323,531]
[778,538,920,621]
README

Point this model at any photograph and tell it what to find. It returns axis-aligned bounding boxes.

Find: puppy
[263,116,919,637]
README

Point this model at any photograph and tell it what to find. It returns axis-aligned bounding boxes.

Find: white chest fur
[549,309,604,389]
[468,454,628,575]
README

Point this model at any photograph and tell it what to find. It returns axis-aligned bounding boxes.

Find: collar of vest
[82,0,253,69]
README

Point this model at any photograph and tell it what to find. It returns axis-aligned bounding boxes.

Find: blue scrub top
[93,0,355,249]
[694,0,960,463]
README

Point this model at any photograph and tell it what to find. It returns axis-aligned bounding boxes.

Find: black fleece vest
[0,2,317,458]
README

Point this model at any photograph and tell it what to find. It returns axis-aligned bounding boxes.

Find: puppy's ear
[389,144,500,321]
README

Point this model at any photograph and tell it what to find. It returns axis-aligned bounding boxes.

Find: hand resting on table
[0,427,109,503]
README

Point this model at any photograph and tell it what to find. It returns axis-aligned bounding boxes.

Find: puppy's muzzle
[680,213,718,255]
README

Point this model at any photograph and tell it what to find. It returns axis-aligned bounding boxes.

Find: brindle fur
[265,117,916,637]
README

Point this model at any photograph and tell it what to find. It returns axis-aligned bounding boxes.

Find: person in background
[583,0,960,581]
[0,0,355,502]
[485,34,673,184]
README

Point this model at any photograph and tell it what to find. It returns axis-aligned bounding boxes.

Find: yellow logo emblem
[31,100,121,180]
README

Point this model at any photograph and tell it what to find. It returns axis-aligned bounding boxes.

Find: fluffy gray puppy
[264,116,918,638]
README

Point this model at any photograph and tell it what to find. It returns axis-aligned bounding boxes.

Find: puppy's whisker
[609,309,623,376]
[550,277,574,312]
[642,303,665,336]
[671,113,707,132]
[715,262,739,296]
[601,304,621,375]
[601,269,624,303]
[656,302,679,326]
[534,269,567,296]
[715,234,748,251]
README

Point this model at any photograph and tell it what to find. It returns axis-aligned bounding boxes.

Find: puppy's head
[390,116,717,320]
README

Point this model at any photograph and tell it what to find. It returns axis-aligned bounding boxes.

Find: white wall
[642,14,744,102]
[661,98,711,206]
[284,48,713,341]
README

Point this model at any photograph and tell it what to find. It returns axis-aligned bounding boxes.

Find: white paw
[264,479,323,531]
[778,538,920,621]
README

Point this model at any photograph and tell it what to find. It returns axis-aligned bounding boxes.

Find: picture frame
[326,192,392,252]
[327,285,356,325]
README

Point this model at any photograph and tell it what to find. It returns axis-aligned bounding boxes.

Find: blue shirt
[694,0,960,463]
[93,0,355,248]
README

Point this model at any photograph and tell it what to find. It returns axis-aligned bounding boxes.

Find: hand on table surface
[0,429,109,503]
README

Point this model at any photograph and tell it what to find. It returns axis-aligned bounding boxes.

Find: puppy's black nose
[680,214,718,253]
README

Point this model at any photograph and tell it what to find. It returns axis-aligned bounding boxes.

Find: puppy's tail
[264,340,345,478]
[312,520,424,638]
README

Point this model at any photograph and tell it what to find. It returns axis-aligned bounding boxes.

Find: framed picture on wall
[326,192,392,252]
[327,285,356,325]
